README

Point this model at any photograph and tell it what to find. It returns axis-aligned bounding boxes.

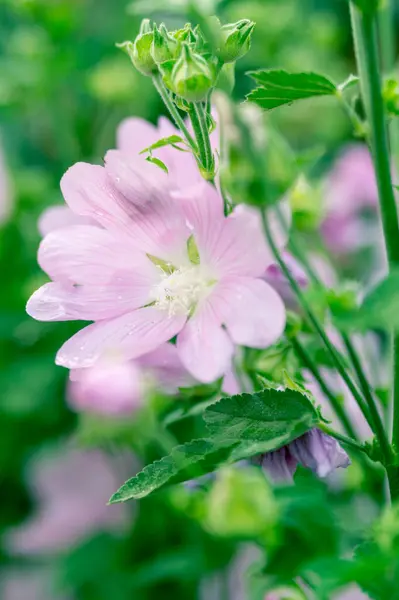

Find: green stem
[189,102,214,178]
[152,74,197,151]
[342,333,392,464]
[291,336,357,439]
[349,2,399,497]
[318,423,367,454]
[260,209,373,429]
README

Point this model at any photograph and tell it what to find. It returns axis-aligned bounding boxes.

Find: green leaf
[110,388,319,503]
[139,134,185,154]
[333,270,399,332]
[145,156,169,173]
[247,69,337,111]
[204,388,319,442]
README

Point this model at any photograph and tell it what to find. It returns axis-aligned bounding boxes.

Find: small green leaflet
[139,135,186,155]
[146,156,168,173]
[333,270,399,332]
[246,69,337,111]
[109,388,319,503]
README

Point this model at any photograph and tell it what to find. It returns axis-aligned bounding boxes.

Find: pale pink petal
[104,149,169,206]
[116,117,159,155]
[204,205,273,277]
[56,307,186,369]
[60,162,134,232]
[38,225,158,286]
[68,361,143,416]
[176,300,234,382]
[26,281,152,322]
[222,368,241,395]
[38,205,95,237]
[210,277,286,348]
[171,181,224,252]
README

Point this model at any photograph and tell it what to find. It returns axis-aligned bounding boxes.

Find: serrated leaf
[145,156,169,173]
[333,270,399,332]
[204,388,319,441]
[110,388,319,503]
[247,70,337,111]
[140,134,185,154]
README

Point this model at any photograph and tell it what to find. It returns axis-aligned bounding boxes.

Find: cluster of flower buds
[118,17,255,103]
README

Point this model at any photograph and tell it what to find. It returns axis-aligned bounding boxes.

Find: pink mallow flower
[7,448,130,555]
[68,342,193,416]
[321,143,386,255]
[254,429,350,483]
[27,117,286,383]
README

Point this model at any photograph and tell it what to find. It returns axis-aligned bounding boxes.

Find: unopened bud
[173,23,197,44]
[151,23,178,64]
[219,19,255,63]
[170,44,215,102]
[118,19,156,76]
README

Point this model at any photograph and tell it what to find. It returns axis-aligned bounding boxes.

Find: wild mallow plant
[26,1,399,597]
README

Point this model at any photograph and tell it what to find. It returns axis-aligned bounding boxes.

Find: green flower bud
[219,19,255,63]
[118,19,156,77]
[170,44,215,102]
[151,23,178,64]
[173,23,197,44]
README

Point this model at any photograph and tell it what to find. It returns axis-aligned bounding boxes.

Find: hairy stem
[152,74,197,151]
[349,2,399,497]
[291,336,357,439]
[189,102,215,178]
[260,209,374,429]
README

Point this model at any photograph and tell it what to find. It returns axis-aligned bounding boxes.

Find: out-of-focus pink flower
[0,136,13,225]
[264,251,308,307]
[321,144,385,255]
[68,342,193,416]
[27,117,286,383]
[1,569,72,600]
[7,448,130,555]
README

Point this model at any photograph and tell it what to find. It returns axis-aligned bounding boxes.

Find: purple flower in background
[68,342,193,416]
[7,448,131,555]
[254,429,350,483]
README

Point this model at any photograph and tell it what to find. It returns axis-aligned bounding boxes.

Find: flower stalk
[349,1,399,497]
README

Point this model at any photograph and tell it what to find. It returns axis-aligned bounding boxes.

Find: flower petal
[56,307,186,369]
[38,225,158,286]
[38,205,94,237]
[116,117,159,155]
[204,204,274,277]
[210,277,286,348]
[289,430,350,478]
[26,281,152,322]
[176,300,234,382]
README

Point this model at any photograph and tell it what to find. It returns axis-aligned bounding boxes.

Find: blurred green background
[0,0,395,598]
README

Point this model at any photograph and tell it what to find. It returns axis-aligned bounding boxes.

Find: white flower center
[151,265,214,316]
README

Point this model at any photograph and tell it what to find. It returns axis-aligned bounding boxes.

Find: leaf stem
[349,1,399,496]
[152,74,197,151]
[291,336,357,439]
[318,423,367,454]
